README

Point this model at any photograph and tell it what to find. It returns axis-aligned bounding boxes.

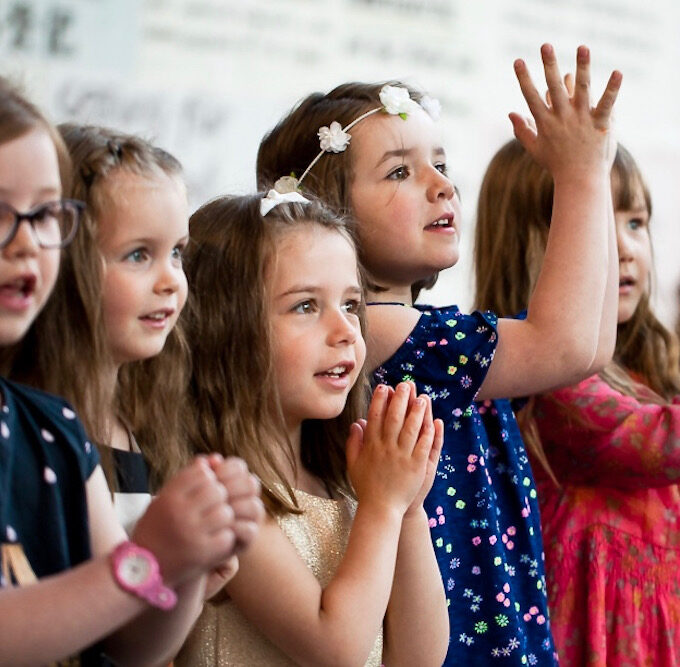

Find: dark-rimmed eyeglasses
[0,199,84,249]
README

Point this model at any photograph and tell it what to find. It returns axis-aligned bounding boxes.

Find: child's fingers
[539,43,567,114]
[207,527,238,562]
[592,70,623,128]
[571,45,591,111]
[411,400,435,463]
[431,419,444,465]
[419,392,434,438]
[191,478,229,512]
[508,113,537,153]
[564,72,575,97]
[230,496,265,524]
[201,501,236,534]
[397,395,428,454]
[212,456,249,481]
[345,421,364,468]
[218,470,261,501]
[165,457,218,498]
[364,384,389,442]
[232,519,261,551]
[357,418,367,431]
[407,380,417,405]
[383,383,412,444]
[513,59,546,122]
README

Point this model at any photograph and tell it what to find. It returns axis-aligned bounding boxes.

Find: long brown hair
[473,139,680,478]
[256,81,436,301]
[184,193,368,515]
[2,124,191,489]
[0,77,71,191]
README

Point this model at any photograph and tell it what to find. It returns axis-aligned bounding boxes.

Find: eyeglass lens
[0,201,80,249]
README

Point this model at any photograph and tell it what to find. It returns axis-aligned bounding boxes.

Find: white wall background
[2,0,678,326]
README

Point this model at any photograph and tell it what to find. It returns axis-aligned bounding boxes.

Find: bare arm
[477,45,621,400]
[589,186,618,372]
[226,385,433,666]
[382,404,448,667]
[0,458,247,666]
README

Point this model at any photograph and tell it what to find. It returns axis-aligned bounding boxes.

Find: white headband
[262,84,441,214]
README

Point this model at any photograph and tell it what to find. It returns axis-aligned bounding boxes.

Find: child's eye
[125,248,149,263]
[387,165,409,181]
[628,217,645,231]
[342,299,361,315]
[171,244,185,262]
[293,300,316,314]
[434,162,448,175]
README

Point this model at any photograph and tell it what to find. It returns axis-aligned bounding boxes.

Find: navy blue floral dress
[372,306,557,665]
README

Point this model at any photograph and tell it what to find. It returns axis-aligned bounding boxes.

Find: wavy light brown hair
[184,193,368,515]
[473,139,680,479]
[0,77,71,190]
[257,81,438,301]
[3,124,191,489]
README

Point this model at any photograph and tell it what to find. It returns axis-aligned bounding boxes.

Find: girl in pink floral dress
[474,139,680,666]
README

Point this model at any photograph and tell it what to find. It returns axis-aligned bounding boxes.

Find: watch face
[119,553,152,586]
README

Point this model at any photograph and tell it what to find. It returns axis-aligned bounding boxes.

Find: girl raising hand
[257,45,621,664]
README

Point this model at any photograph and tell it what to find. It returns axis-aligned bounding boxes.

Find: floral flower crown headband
[260,85,441,216]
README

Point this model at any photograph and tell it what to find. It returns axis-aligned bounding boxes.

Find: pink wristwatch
[110,541,177,611]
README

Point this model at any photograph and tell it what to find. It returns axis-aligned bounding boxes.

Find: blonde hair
[473,139,680,480]
[256,81,436,301]
[183,193,368,515]
[3,124,191,490]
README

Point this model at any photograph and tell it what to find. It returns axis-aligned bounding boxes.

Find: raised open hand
[509,44,621,179]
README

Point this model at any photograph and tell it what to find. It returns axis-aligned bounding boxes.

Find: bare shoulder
[365,305,422,372]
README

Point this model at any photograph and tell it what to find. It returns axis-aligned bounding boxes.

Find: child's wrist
[355,497,406,525]
[551,163,609,187]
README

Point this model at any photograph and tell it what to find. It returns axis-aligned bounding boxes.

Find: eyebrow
[375,146,446,168]
[277,284,362,300]
[0,186,61,200]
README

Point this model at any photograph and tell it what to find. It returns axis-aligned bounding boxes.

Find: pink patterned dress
[532,374,680,666]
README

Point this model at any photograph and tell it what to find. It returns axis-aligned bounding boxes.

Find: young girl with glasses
[0,77,263,665]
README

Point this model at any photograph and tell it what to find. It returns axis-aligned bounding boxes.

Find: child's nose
[327,310,358,346]
[3,220,40,259]
[617,231,634,262]
[426,168,454,202]
[154,260,183,294]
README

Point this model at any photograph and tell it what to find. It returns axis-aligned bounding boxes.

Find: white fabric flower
[273,176,300,194]
[420,95,442,121]
[318,121,351,153]
[379,85,420,117]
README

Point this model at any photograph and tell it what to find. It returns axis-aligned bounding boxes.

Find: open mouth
[315,362,354,379]
[0,275,36,298]
[140,308,174,323]
[426,213,454,230]
[619,277,635,289]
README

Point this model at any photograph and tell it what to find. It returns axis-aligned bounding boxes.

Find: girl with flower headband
[474,139,680,665]
[176,193,448,666]
[0,77,263,664]
[257,44,621,664]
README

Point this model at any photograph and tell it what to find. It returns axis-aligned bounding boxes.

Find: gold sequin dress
[176,489,383,666]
